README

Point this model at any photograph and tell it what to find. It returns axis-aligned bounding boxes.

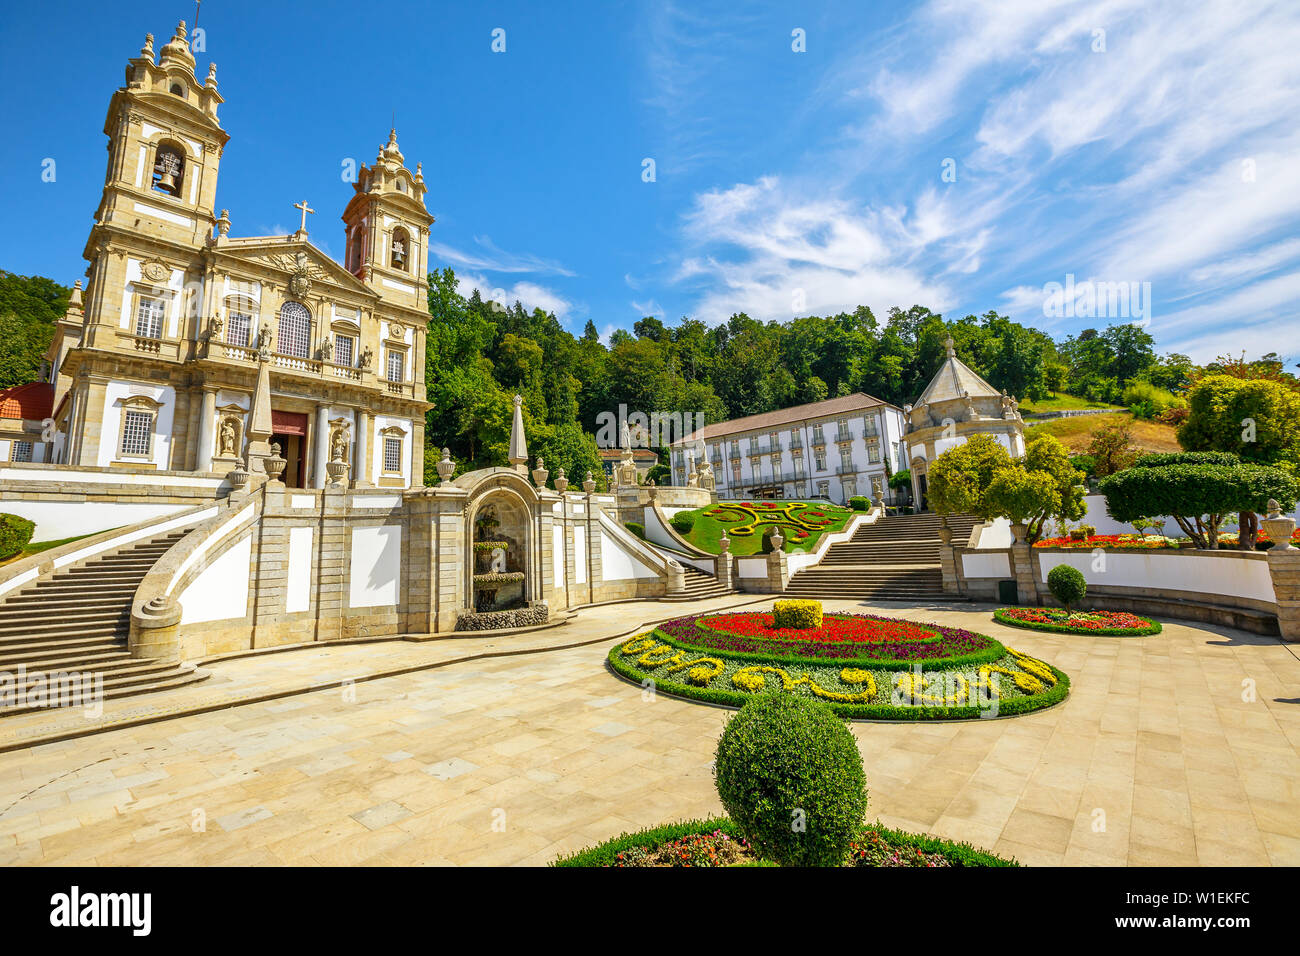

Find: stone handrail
[645,498,715,559]
[128,492,264,662]
[597,509,685,593]
[0,501,219,600]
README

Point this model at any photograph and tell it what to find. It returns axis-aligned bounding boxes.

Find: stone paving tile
[0,597,1298,865]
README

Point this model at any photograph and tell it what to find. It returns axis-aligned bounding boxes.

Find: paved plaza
[2,598,1299,866]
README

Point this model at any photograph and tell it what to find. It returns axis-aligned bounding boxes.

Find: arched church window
[348,226,365,274]
[278,301,311,359]
[151,143,185,197]
[390,228,409,272]
[170,83,185,97]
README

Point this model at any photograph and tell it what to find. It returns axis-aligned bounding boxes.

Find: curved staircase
[0,529,208,715]
[666,564,736,602]
[783,512,980,601]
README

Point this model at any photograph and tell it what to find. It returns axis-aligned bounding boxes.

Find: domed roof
[914,336,1003,407]
[158,21,195,71]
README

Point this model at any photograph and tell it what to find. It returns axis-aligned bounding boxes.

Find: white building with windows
[668,393,906,505]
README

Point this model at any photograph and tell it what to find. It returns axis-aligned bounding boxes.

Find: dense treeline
[424,267,1208,484]
[0,271,70,388]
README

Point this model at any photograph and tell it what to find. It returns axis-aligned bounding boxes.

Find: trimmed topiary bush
[1047,564,1087,612]
[848,495,870,511]
[669,511,696,535]
[0,513,35,561]
[772,599,823,630]
[624,521,645,539]
[713,693,868,867]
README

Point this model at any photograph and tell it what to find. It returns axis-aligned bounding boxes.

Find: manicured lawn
[0,530,102,568]
[672,500,857,555]
[1023,411,1180,454]
[1018,392,1120,414]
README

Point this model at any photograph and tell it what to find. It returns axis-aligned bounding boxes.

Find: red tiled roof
[597,448,659,461]
[670,392,896,445]
[0,382,54,421]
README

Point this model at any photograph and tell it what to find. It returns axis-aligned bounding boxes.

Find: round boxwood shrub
[0,513,35,561]
[1047,564,1087,612]
[713,693,868,867]
[848,495,870,511]
[669,511,696,535]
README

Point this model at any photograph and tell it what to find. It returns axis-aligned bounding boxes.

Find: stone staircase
[665,564,737,602]
[0,529,208,714]
[783,512,981,601]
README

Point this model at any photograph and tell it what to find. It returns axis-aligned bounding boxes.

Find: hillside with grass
[1024,411,1181,455]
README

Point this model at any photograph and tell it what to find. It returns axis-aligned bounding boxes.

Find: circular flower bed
[551,817,1015,867]
[994,606,1161,636]
[608,609,1069,720]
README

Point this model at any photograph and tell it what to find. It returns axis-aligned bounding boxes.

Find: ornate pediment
[217,238,377,299]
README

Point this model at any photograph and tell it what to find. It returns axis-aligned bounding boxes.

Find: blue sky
[1,0,1297,365]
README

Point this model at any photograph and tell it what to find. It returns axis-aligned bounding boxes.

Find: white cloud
[454,272,573,318]
[675,176,955,323]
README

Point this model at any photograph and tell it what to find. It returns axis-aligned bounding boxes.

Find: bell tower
[90,21,228,251]
[340,129,434,312]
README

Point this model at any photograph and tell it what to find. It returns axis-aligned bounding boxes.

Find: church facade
[43,21,431,489]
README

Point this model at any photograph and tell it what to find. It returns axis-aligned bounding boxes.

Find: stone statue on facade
[320,335,333,363]
[218,417,238,457]
[330,425,349,463]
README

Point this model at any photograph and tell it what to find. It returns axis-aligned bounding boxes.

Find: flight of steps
[0,529,208,715]
[783,512,981,601]
[665,564,736,602]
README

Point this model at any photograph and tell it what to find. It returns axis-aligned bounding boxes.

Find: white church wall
[97,381,176,469]
[600,530,660,580]
[371,416,412,489]
[179,533,252,624]
[348,524,402,609]
[285,526,314,614]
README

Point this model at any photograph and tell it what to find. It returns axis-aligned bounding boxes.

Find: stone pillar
[1009,527,1038,606]
[1267,551,1300,642]
[353,409,371,488]
[195,388,217,472]
[312,404,329,489]
[940,543,961,596]
[411,417,426,489]
[765,548,789,593]
[717,551,734,590]
[667,559,686,595]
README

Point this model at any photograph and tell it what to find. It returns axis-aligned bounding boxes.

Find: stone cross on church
[293,199,315,236]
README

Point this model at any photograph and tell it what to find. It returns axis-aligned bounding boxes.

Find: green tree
[926,434,1016,520]
[1100,452,1300,549]
[1178,375,1300,548]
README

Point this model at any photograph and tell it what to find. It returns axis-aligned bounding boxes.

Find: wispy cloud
[429,235,575,277]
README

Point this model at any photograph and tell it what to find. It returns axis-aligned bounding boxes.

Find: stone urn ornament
[1263,499,1296,551]
[1009,521,1029,545]
[264,441,288,482]
[228,460,251,491]
[436,447,455,484]
[582,471,596,494]
[718,533,730,554]
[531,457,549,489]
[769,529,785,551]
[326,458,349,486]
[553,467,568,494]
[937,514,953,545]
